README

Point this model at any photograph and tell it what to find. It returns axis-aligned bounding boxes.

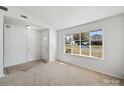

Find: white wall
[4,24,43,67]
[57,14,124,79]
[0,14,4,77]
[49,28,57,62]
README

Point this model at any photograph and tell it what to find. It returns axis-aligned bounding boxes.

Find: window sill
[64,53,103,61]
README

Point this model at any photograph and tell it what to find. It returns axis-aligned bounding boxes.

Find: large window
[64,29,103,59]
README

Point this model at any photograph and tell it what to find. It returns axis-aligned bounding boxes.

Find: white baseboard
[0,73,5,78]
[57,59,124,80]
[86,67,124,80]
[49,59,55,62]
[27,59,42,63]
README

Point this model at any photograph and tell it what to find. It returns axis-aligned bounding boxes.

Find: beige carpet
[4,60,44,74]
[0,60,124,86]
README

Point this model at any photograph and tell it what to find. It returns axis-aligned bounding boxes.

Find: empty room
[0,6,124,86]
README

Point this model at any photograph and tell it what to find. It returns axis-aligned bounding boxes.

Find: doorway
[40,30,49,61]
[3,16,49,69]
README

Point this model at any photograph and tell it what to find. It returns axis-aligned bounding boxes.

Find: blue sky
[91,30,103,36]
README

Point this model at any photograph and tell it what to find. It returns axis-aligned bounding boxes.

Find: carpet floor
[0,60,124,86]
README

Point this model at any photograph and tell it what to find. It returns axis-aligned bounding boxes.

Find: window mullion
[80,33,81,56]
[89,32,91,57]
[71,34,73,55]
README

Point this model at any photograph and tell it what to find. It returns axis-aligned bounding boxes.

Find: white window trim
[64,28,104,61]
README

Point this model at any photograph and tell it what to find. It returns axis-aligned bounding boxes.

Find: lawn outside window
[64,29,103,60]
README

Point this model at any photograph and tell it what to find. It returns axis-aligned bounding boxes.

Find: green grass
[65,44,102,58]
[91,45,102,48]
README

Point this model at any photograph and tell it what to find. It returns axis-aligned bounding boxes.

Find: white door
[4,25,27,67]
[27,30,42,62]
[0,14,4,75]
[41,30,49,61]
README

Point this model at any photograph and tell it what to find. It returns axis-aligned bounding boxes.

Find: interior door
[41,30,49,61]
[27,30,42,62]
[0,14,4,74]
[4,24,27,67]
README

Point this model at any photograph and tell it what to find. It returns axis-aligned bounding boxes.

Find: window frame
[64,28,104,61]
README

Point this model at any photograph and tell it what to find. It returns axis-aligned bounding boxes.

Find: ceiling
[4,16,45,31]
[17,6,124,30]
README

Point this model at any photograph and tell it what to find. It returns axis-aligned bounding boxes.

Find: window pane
[72,33,80,54]
[65,34,73,44]
[65,34,73,54]
[73,33,80,41]
[81,32,90,56]
[72,40,80,54]
[91,29,103,58]
[65,44,72,54]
